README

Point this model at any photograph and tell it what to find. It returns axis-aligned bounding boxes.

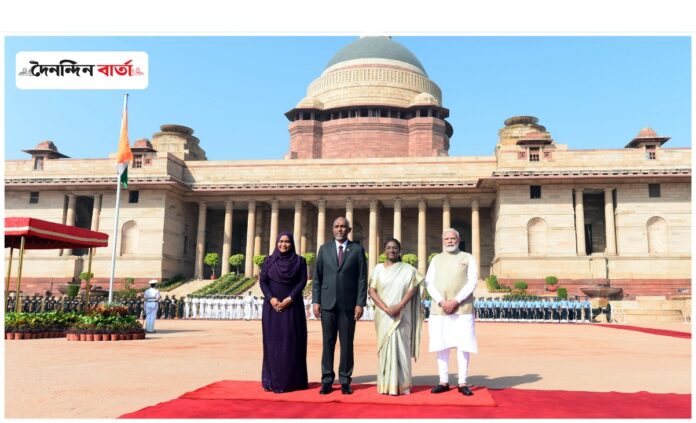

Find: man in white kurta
[425,228,478,396]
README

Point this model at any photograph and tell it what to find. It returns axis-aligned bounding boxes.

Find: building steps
[164,279,217,297]
[610,298,690,323]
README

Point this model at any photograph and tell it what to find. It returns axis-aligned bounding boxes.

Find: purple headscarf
[264,231,303,284]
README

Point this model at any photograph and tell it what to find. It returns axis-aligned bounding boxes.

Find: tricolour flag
[116,95,133,189]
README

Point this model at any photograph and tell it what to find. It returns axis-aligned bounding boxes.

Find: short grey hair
[333,216,351,229]
[442,228,460,239]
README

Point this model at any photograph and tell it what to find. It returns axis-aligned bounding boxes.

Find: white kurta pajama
[425,250,478,385]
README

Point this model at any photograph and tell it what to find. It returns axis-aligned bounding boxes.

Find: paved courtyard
[4,319,691,418]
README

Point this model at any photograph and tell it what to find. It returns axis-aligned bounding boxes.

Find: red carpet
[179,380,494,406]
[596,324,691,339]
[120,380,691,419]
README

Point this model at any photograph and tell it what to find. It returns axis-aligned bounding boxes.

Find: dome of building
[325,36,427,75]
[302,37,442,110]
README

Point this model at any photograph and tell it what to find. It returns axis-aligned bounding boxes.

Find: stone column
[244,200,256,276]
[316,199,326,252]
[369,200,378,276]
[393,198,402,242]
[418,199,427,274]
[268,200,279,254]
[64,194,77,255]
[293,200,303,253]
[90,194,102,256]
[253,205,265,276]
[604,188,617,255]
[442,198,451,232]
[90,194,102,231]
[345,199,354,241]
[221,201,234,275]
[300,207,308,255]
[194,201,207,279]
[574,189,586,256]
[471,198,480,278]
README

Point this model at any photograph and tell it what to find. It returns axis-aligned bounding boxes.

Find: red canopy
[5,217,109,250]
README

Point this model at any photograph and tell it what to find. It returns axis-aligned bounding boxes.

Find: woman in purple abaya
[260,232,309,393]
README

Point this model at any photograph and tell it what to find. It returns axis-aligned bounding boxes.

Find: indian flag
[116,95,133,189]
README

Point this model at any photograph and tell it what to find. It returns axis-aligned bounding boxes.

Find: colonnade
[192,198,483,279]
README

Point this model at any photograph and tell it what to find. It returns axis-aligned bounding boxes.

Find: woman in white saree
[368,238,424,395]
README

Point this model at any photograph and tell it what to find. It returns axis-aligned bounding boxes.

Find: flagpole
[108,93,129,303]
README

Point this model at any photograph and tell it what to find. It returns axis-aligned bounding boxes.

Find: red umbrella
[5,217,109,312]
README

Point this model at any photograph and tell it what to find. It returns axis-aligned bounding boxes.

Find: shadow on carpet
[119,380,690,419]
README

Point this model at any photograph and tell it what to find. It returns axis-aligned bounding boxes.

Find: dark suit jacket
[313,240,368,311]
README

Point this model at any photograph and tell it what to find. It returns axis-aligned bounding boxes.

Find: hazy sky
[4,36,691,161]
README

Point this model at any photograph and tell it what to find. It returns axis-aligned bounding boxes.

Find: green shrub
[545,276,558,285]
[79,272,93,282]
[485,275,500,291]
[514,281,528,290]
[401,253,418,266]
[378,253,386,264]
[557,287,568,299]
[67,284,80,298]
[253,255,267,268]
[428,252,438,263]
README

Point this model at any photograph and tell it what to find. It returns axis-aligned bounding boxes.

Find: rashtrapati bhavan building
[5,37,691,297]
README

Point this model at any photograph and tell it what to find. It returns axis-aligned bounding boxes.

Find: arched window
[527,217,547,256]
[121,220,138,255]
[647,216,668,255]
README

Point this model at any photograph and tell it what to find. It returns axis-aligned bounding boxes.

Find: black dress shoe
[431,384,450,394]
[319,383,333,395]
[458,385,474,396]
[341,384,353,395]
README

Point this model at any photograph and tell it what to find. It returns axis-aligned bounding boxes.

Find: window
[530,185,542,199]
[132,154,143,169]
[128,190,139,203]
[29,192,39,204]
[645,145,656,160]
[33,157,44,171]
[648,184,661,198]
[529,147,540,162]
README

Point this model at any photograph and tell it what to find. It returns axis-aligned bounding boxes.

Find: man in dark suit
[312,216,367,395]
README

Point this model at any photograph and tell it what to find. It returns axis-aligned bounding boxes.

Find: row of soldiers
[474,297,594,322]
[4,294,185,319]
[5,294,103,314]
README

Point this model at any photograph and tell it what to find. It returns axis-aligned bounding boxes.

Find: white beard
[444,245,459,253]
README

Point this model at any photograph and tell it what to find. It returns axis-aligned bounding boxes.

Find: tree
[204,252,220,279]
[229,254,244,275]
[253,255,267,268]
[302,252,316,279]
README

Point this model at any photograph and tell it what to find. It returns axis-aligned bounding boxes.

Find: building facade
[5,37,691,297]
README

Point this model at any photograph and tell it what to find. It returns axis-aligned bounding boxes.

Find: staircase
[610,296,690,323]
[164,279,215,297]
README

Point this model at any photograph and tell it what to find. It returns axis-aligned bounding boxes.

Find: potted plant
[302,252,316,279]
[204,252,220,279]
[252,255,267,279]
[229,254,245,275]
[545,276,559,292]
